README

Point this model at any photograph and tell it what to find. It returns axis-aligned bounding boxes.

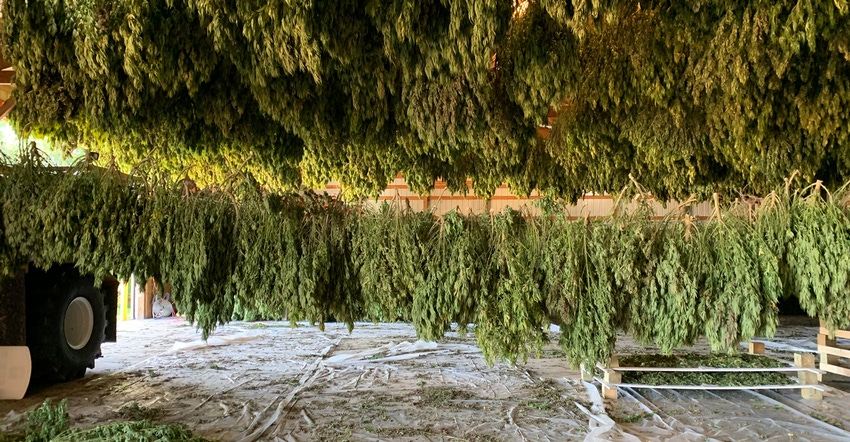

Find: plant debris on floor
[616,353,794,386]
[0,399,210,442]
[5,320,850,441]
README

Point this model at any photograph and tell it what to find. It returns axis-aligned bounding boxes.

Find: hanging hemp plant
[0,155,22,277]
[537,200,582,334]
[253,191,306,323]
[475,208,548,365]
[411,210,490,341]
[562,219,622,369]
[754,186,794,301]
[788,182,850,334]
[747,209,784,341]
[537,199,609,369]
[629,214,706,354]
[537,188,643,368]
[123,166,158,286]
[1,146,55,272]
[224,185,306,323]
[44,160,141,284]
[444,211,491,335]
[411,214,450,342]
[351,203,401,322]
[169,188,240,338]
[352,202,431,323]
[229,178,303,321]
[293,192,361,332]
[229,189,271,322]
[700,195,780,352]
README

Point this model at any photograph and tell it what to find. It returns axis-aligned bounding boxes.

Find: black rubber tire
[25,264,106,383]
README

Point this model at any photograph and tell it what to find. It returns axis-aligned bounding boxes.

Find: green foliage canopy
[3,1,849,198]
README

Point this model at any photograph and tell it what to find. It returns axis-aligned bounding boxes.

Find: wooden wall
[322,175,714,218]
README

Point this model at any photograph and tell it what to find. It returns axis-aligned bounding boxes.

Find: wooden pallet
[818,325,850,379]
[591,348,825,401]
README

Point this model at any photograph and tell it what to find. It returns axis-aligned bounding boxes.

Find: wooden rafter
[0,97,15,119]
[0,70,14,85]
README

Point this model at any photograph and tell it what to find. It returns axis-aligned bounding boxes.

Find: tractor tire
[25,264,106,383]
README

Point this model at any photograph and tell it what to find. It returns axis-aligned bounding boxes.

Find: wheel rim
[65,297,94,350]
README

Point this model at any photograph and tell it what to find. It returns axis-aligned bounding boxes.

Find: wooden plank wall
[323,175,714,218]
[142,278,156,319]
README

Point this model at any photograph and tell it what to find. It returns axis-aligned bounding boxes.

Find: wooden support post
[602,355,620,399]
[143,278,156,319]
[818,333,839,365]
[579,363,594,382]
[795,353,822,400]
[749,341,765,355]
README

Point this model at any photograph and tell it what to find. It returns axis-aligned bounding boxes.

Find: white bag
[152,292,174,318]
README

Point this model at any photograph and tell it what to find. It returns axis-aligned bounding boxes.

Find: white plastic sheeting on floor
[1,318,848,441]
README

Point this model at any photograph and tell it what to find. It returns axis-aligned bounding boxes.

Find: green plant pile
[2,150,850,368]
[48,421,209,442]
[0,398,209,442]
[617,354,793,387]
[2,0,849,200]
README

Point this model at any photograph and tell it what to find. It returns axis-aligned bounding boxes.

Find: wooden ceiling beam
[0,98,16,119]
[0,70,14,85]
[547,107,558,126]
